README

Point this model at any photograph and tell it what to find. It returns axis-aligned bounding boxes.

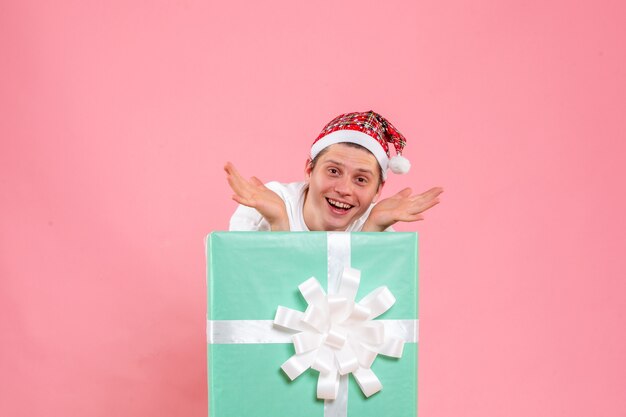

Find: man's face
[303,143,383,231]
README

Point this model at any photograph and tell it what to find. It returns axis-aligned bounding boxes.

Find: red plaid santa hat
[311,111,411,179]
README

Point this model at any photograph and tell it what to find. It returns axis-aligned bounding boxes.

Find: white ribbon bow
[274,267,406,400]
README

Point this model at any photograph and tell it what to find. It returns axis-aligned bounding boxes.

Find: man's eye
[356,177,368,184]
[328,168,339,175]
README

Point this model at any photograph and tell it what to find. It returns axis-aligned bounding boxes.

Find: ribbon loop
[303,303,328,333]
[281,350,317,380]
[318,370,340,400]
[299,277,327,306]
[328,295,349,319]
[274,306,307,331]
[293,332,324,354]
[353,367,382,398]
[325,326,347,349]
[346,303,370,322]
[351,341,378,368]
[353,322,385,345]
[358,286,396,319]
[337,267,360,300]
[377,337,405,358]
[311,345,334,374]
[335,343,359,375]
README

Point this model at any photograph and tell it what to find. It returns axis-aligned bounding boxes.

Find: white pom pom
[389,155,411,174]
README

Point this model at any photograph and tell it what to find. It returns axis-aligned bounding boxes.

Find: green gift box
[206,232,419,417]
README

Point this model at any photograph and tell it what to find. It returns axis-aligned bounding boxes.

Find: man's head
[301,111,410,231]
[303,143,383,231]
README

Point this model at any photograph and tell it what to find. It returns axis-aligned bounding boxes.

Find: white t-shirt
[229,181,391,232]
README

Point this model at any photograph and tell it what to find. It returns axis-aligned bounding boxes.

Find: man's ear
[304,159,313,180]
[374,181,385,202]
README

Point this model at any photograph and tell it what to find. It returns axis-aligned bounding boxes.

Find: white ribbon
[207,232,418,416]
[275,267,407,400]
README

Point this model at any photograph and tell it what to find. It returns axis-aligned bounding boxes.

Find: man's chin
[321,215,355,232]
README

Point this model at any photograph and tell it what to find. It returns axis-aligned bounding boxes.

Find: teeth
[327,198,352,209]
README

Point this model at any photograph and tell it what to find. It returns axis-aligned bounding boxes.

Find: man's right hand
[224,162,290,231]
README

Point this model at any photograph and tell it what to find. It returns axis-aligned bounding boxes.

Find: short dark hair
[307,143,384,187]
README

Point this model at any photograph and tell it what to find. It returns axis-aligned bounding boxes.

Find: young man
[225,111,443,232]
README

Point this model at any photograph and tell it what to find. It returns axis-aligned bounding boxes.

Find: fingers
[407,198,440,215]
[224,161,238,175]
[398,187,443,202]
[250,176,265,187]
[404,186,443,215]
[225,163,266,191]
[225,163,263,198]
[224,162,246,183]
[374,185,442,224]
[225,163,272,210]
[397,213,424,223]
[231,194,243,204]
[396,187,413,198]
[225,165,255,200]
[226,172,247,195]
[231,194,251,206]
[224,162,243,189]
[425,187,444,198]
[408,187,443,204]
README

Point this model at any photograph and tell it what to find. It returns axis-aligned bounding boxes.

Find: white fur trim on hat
[310,130,390,177]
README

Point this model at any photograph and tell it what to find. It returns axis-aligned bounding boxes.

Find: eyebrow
[323,159,375,176]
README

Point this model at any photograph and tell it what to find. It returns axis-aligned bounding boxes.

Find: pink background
[2,0,625,416]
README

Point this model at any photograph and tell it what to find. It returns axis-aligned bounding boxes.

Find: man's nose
[334,176,352,195]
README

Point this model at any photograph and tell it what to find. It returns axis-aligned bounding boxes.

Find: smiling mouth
[326,198,354,212]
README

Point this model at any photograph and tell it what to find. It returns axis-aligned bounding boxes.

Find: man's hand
[224,162,290,231]
[362,187,443,232]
